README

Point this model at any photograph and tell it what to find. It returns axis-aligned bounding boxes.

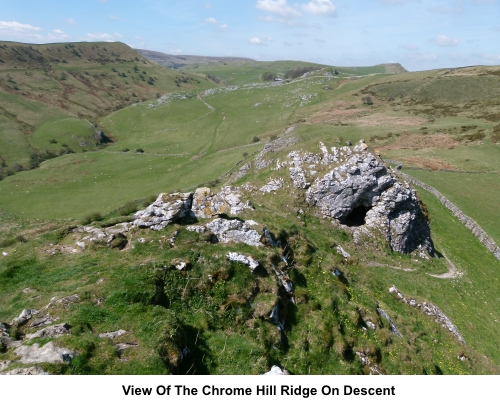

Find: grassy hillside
[0,43,499,375]
[136,49,255,69]
[137,48,405,86]
[0,41,216,170]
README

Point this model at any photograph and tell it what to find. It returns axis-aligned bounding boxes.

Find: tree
[261,72,277,81]
[252,136,260,143]
[362,96,373,105]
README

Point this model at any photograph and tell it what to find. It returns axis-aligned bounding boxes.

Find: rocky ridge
[260,140,435,255]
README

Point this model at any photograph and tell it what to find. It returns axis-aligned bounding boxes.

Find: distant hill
[136,49,255,69]
[0,41,216,167]
[376,63,408,74]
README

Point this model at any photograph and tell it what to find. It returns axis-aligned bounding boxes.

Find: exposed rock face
[72,223,133,250]
[377,308,402,337]
[26,323,71,340]
[226,252,260,271]
[264,365,289,375]
[191,186,252,218]
[389,286,465,344]
[14,341,76,364]
[11,309,39,326]
[206,218,263,247]
[306,152,395,219]
[260,178,284,193]
[1,366,49,375]
[286,142,433,254]
[0,360,12,372]
[186,225,206,233]
[99,330,127,340]
[133,192,193,230]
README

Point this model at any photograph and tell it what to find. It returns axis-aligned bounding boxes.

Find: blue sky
[0,0,499,71]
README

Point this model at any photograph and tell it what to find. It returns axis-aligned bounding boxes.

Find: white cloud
[0,21,41,33]
[433,34,459,46]
[48,29,68,40]
[0,21,43,41]
[314,38,326,43]
[407,52,438,60]
[256,0,301,18]
[109,15,121,20]
[205,3,212,8]
[249,36,274,45]
[86,32,123,40]
[472,0,496,4]
[65,18,77,25]
[259,15,303,26]
[302,0,337,17]
[206,18,228,31]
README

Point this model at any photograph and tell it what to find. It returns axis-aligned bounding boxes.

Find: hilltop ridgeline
[80,140,435,258]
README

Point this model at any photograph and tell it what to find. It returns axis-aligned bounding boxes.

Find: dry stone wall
[400,172,500,261]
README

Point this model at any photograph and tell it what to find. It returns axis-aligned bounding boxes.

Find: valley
[1,42,499,375]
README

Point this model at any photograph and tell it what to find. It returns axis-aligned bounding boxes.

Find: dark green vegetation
[1,42,499,375]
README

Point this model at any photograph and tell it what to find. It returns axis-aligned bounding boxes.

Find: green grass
[1,44,500,375]
[404,170,500,245]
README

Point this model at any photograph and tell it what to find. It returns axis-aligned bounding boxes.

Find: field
[1,42,500,375]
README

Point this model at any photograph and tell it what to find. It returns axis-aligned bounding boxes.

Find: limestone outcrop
[133,192,193,230]
[191,186,252,218]
[285,142,434,254]
[25,323,71,340]
[226,252,260,271]
[260,178,284,193]
[14,341,76,364]
[206,218,263,247]
[389,286,465,344]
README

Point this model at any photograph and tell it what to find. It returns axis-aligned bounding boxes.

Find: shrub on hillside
[118,201,138,216]
[136,148,144,153]
[207,74,220,84]
[252,136,260,143]
[261,72,277,81]
[284,66,321,80]
[82,212,103,225]
[362,96,373,105]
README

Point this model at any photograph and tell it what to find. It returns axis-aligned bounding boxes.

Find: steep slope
[0,41,216,169]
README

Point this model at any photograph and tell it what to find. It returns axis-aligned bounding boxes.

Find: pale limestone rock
[260,178,284,193]
[206,218,263,247]
[133,192,193,230]
[99,330,127,339]
[264,365,289,375]
[226,252,260,271]
[192,187,252,218]
[1,366,49,375]
[26,323,70,340]
[389,285,465,344]
[290,141,434,254]
[14,341,76,364]
[186,225,206,233]
[11,309,39,326]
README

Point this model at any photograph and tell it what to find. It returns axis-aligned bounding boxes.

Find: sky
[0,0,499,71]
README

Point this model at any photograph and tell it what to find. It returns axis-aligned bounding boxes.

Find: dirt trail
[366,262,415,272]
[428,251,462,279]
